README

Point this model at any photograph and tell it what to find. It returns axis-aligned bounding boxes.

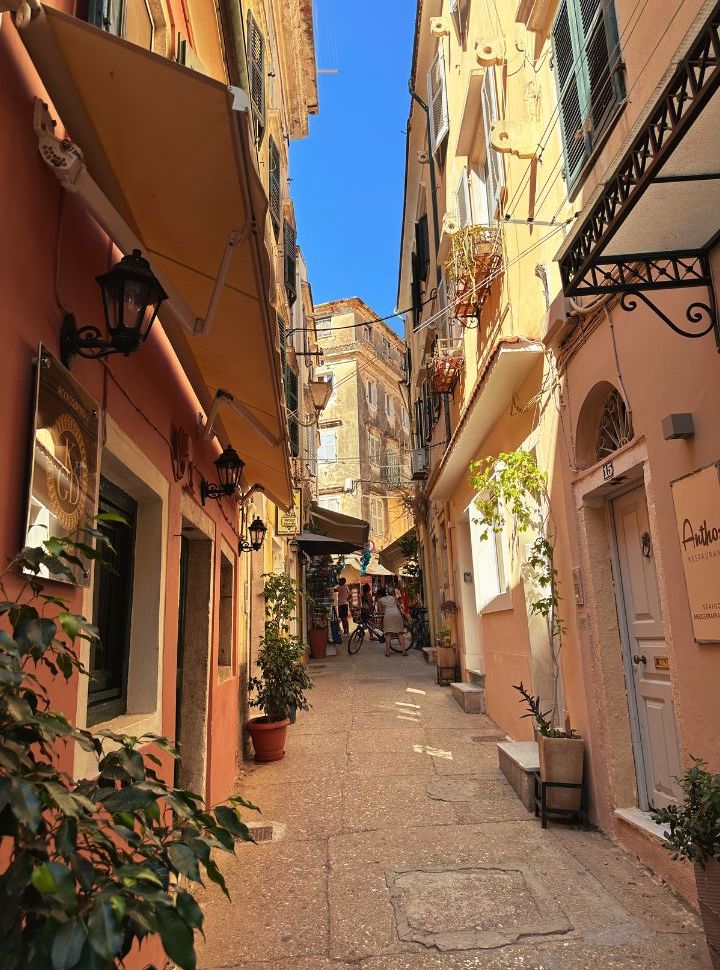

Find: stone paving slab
[197,647,710,970]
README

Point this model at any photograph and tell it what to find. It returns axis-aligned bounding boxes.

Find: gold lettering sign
[24,347,101,586]
[276,489,302,537]
[670,462,720,643]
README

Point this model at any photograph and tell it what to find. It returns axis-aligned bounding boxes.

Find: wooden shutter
[283,220,297,306]
[437,276,449,338]
[411,252,423,330]
[277,315,287,375]
[415,214,430,282]
[427,43,449,154]
[481,71,504,218]
[584,0,624,142]
[455,168,472,228]
[450,0,470,47]
[268,136,281,239]
[89,0,123,35]
[553,0,586,186]
[285,365,299,414]
[247,10,266,143]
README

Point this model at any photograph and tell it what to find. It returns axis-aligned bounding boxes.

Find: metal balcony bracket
[619,289,717,343]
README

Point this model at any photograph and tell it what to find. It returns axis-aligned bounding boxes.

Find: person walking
[376,585,407,657]
[334,577,350,635]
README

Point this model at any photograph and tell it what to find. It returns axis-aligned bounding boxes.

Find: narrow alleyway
[197,646,709,969]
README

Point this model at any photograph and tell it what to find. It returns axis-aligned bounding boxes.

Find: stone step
[450,682,486,714]
[497,741,539,813]
[465,666,485,687]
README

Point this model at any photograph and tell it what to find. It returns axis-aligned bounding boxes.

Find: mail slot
[655,656,670,671]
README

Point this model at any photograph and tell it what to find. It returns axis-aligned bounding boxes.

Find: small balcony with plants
[427,337,465,394]
[444,222,503,320]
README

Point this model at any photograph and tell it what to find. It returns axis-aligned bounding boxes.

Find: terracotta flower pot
[247,716,290,763]
[696,858,720,968]
[309,627,328,659]
[538,735,584,811]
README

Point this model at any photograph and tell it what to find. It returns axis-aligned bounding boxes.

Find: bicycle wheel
[388,632,407,654]
[348,627,365,655]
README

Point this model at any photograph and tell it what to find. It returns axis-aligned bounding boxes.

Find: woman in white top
[376,585,408,657]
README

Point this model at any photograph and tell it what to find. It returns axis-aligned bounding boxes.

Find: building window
[305,425,318,477]
[427,41,449,155]
[319,494,341,513]
[596,388,634,461]
[385,395,394,421]
[552,0,624,192]
[366,380,378,409]
[386,445,401,486]
[218,550,234,671]
[316,316,332,339]
[481,70,504,218]
[268,136,281,240]
[415,214,431,282]
[89,477,137,725]
[370,497,385,541]
[450,0,470,47]
[469,501,506,612]
[400,408,409,432]
[318,430,337,463]
[368,432,381,467]
[285,365,300,458]
[247,9,266,144]
[283,220,297,307]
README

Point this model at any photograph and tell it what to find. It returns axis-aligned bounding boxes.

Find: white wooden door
[612,487,681,809]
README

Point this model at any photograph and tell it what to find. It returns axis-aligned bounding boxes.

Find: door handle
[632,654,647,665]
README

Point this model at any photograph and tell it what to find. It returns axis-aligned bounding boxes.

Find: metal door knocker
[641,532,652,558]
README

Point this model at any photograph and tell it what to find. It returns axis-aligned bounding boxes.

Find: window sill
[615,807,668,843]
[480,590,513,615]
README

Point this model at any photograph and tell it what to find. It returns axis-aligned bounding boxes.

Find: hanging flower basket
[440,599,458,615]
[445,224,504,318]
[428,338,464,395]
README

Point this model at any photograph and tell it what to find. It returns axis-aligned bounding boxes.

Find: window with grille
[427,42,449,155]
[552,0,624,192]
[283,220,297,307]
[247,10,266,144]
[370,497,385,541]
[386,445,401,486]
[318,430,337,463]
[368,432,381,467]
[268,136,281,239]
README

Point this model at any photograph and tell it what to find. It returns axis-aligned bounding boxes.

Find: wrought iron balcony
[427,337,465,394]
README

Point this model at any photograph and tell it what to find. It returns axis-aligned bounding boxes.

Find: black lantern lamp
[239,515,267,553]
[200,446,244,505]
[61,249,168,368]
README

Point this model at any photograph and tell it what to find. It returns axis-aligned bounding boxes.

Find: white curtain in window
[318,430,337,462]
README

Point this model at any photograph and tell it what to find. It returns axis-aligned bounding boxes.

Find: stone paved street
[196,644,710,969]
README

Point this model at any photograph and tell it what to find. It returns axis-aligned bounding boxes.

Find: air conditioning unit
[411,448,429,480]
[343,477,355,493]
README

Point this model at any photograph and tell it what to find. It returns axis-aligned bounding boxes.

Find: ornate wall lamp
[200,446,244,505]
[238,511,267,553]
[61,250,167,368]
[308,377,334,416]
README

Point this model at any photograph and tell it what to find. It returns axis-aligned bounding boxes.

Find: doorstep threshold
[615,806,668,842]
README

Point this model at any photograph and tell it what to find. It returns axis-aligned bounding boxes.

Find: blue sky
[290,0,417,337]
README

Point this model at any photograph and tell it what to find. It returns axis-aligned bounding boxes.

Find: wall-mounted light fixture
[200,446,244,505]
[61,249,167,368]
[239,515,267,553]
[308,377,334,416]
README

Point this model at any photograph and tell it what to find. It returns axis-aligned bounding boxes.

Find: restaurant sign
[24,347,101,586]
[276,489,302,536]
[670,462,720,643]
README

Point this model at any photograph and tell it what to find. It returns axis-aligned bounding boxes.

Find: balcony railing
[427,337,465,394]
[444,223,503,318]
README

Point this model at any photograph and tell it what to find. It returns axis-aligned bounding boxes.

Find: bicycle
[348,610,407,655]
[408,606,430,651]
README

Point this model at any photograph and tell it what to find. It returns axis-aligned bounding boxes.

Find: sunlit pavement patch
[426,778,480,802]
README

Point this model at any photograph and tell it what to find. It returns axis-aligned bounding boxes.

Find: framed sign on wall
[24,347,101,585]
[276,489,302,536]
[670,461,720,643]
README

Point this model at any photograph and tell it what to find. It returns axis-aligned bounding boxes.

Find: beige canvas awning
[308,503,370,547]
[378,528,415,574]
[16,6,293,507]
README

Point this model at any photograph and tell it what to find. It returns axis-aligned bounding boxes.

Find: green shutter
[247,10,266,144]
[415,215,430,282]
[283,220,297,307]
[285,366,299,414]
[277,315,287,375]
[268,137,281,239]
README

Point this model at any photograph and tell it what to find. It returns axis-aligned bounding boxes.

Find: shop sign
[24,347,101,585]
[670,462,720,643]
[276,489,302,536]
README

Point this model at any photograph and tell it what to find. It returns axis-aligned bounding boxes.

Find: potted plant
[514,681,584,812]
[248,573,313,762]
[652,759,720,968]
[305,553,336,659]
[435,623,456,683]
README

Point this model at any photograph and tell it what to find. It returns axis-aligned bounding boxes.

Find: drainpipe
[217,0,250,92]
[408,83,441,289]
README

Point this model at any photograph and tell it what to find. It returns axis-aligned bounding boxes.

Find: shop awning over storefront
[429,340,544,502]
[378,528,414,574]
[293,533,362,556]
[342,553,393,580]
[557,1,720,350]
[15,5,293,506]
[308,503,370,547]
